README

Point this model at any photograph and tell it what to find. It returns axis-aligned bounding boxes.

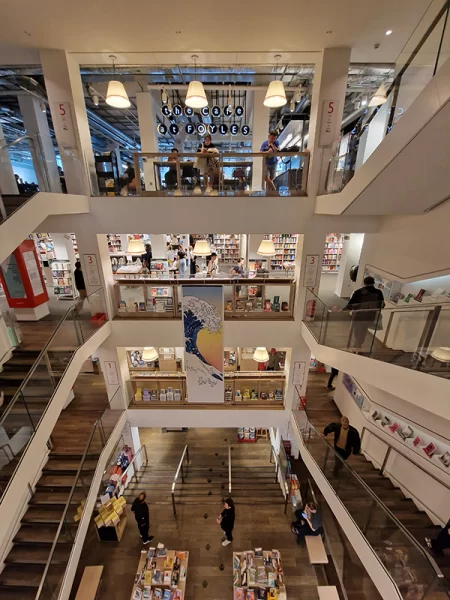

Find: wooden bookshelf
[130,548,189,600]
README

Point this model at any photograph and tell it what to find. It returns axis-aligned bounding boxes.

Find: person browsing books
[291,502,322,544]
[323,417,361,476]
[207,252,219,278]
[131,492,154,544]
[230,257,245,300]
[217,497,235,546]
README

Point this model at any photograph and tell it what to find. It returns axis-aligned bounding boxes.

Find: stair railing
[171,444,189,516]
[228,445,232,495]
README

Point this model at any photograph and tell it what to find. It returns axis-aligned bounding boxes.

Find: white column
[308,48,351,196]
[335,233,365,298]
[0,122,19,195]
[17,95,62,193]
[136,91,159,191]
[251,90,270,191]
[95,341,128,410]
[40,49,98,196]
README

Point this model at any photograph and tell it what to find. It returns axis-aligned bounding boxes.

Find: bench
[75,565,103,600]
[317,586,339,600]
[305,535,328,564]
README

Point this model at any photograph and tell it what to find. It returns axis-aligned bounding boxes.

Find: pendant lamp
[106,55,131,109]
[257,238,276,256]
[430,347,450,363]
[264,55,287,108]
[142,347,159,362]
[253,347,269,363]
[368,83,388,107]
[185,55,208,109]
[192,239,211,256]
[127,237,145,254]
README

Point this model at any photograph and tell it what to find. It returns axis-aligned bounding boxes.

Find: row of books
[233,550,285,600]
[132,548,187,600]
[135,388,182,402]
[118,299,174,312]
[234,588,277,600]
[234,389,283,401]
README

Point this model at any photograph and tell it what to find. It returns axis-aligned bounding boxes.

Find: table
[130,547,189,600]
[233,550,286,600]
[153,161,196,191]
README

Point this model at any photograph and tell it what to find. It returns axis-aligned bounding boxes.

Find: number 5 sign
[53,102,76,147]
[319,99,340,147]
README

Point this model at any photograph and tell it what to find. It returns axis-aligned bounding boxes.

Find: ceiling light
[361,95,368,106]
[264,55,287,108]
[192,239,211,256]
[385,30,392,36]
[40,102,46,113]
[368,83,388,107]
[185,55,208,109]
[142,347,159,362]
[93,95,99,106]
[290,98,296,112]
[354,99,361,110]
[257,238,276,256]
[253,347,269,363]
[161,87,169,104]
[106,55,131,109]
[127,237,145,254]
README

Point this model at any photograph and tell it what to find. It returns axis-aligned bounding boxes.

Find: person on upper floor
[343,276,385,350]
[141,243,153,269]
[323,416,361,476]
[260,130,280,192]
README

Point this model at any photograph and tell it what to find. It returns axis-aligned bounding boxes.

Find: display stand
[52,260,78,299]
[233,549,286,600]
[95,497,127,542]
[213,234,241,264]
[322,233,343,273]
[264,234,298,272]
[95,151,120,195]
[130,547,189,600]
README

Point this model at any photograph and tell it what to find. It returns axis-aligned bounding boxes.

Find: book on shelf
[143,586,152,600]
[152,571,162,584]
[133,587,143,600]
[423,442,437,457]
[234,588,245,600]
[246,590,256,600]
[162,590,172,600]
[399,425,414,441]
[439,451,450,467]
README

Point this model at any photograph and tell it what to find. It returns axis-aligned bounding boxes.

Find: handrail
[134,150,309,158]
[228,446,231,495]
[0,134,35,151]
[296,409,445,580]
[171,444,189,516]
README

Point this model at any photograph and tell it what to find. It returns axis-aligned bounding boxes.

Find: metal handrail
[295,409,445,580]
[171,444,189,516]
[0,134,35,151]
[228,446,231,495]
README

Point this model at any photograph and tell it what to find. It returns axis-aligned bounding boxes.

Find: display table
[233,549,286,600]
[131,547,189,600]
[95,497,127,542]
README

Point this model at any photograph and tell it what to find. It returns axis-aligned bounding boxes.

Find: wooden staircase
[0,194,32,222]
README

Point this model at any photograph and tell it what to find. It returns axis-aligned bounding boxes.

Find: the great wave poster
[182,286,224,403]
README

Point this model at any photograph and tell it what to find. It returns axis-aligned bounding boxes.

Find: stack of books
[233,550,286,600]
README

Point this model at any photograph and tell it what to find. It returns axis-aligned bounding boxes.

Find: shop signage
[169,123,179,135]
[292,361,306,386]
[23,251,44,296]
[241,125,250,136]
[319,99,340,147]
[0,254,25,298]
[161,105,171,117]
[211,105,221,117]
[230,124,239,135]
[172,104,182,116]
[201,106,210,116]
[83,254,101,287]
[197,123,207,135]
[342,373,365,409]
[184,106,194,116]
[303,254,319,288]
[208,123,217,134]
[53,102,76,148]
[235,105,244,117]
[157,123,167,135]
[185,123,195,134]
[224,105,233,117]
[104,360,119,386]
[219,124,228,135]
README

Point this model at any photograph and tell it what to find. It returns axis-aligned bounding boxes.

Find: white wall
[335,233,364,298]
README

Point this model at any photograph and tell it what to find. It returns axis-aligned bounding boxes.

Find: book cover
[246,590,256,600]
[143,586,152,600]
[234,588,245,600]
[414,288,426,302]
[162,590,172,600]
[248,568,256,585]
[439,451,450,467]
[173,591,182,600]
[132,587,143,600]
[267,572,276,587]
[153,589,163,600]
[233,555,241,570]
[413,436,422,447]
[152,571,162,584]
[423,442,437,457]
[163,571,171,585]
[144,571,153,585]
[388,423,400,434]
[399,426,414,441]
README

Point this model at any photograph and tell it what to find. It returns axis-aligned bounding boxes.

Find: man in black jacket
[323,417,361,476]
[131,492,153,544]
[344,276,385,351]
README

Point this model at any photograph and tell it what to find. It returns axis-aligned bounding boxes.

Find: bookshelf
[131,547,189,600]
[51,260,78,299]
[213,234,241,264]
[33,233,55,264]
[322,233,344,273]
[264,234,298,272]
[233,549,286,600]
[71,233,79,259]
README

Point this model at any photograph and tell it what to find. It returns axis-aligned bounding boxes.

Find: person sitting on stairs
[425,519,450,555]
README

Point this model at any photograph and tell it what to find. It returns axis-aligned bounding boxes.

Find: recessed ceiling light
[385,30,393,36]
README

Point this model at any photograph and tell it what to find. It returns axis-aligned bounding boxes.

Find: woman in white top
[207,253,219,278]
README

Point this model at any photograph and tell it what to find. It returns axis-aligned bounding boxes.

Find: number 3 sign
[319,99,340,147]
[83,254,101,287]
[303,254,319,287]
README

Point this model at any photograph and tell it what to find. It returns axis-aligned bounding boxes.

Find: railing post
[144,444,148,466]
[171,491,176,516]
[284,479,291,514]
[379,446,391,476]
[275,463,279,484]
[181,463,184,484]
[186,446,190,464]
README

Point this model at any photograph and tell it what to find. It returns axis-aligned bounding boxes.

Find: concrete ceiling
[0,0,439,64]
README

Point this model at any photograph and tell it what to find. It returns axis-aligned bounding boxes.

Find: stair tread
[14,523,75,544]
[6,545,71,564]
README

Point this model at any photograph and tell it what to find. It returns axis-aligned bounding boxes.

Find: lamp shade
[142,347,159,362]
[253,347,269,362]
[263,80,287,108]
[185,80,208,109]
[257,239,276,256]
[431,347,450,362]
[127,238,145,254]
[106,80,131,108]
[368,84,388,107]
[192,239,211,256]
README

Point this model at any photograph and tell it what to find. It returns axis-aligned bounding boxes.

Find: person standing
[344,276,385,351]
[141,243,153,269]
[74,261,87,311]
[323,417,361,476]
[327,367,339,390]
[260,130,280,192]
[207,252,219,278]
[167,244,175,265]
[131,492,154,544]
[267,348,282,371]
[217,497,235,546]
[178,247,187,278]
[230,257,245,301]
[189,247,197,276]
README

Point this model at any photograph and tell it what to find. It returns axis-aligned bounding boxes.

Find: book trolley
[130,546,189,600]
[233,549,286,600]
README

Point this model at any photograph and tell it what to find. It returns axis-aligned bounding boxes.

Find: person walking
[74,261,87,313]
[178,247,187,278]
[291,502,322,544]
[131,492,154,544]
[189,247,197,276]
[327,367,339,390]
[323,417,361,476]
[343,276,385,351]
[217,497,235,546]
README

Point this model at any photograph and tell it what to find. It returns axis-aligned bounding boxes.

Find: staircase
[0,194,32,222]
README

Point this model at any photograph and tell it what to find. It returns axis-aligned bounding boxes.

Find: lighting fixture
[253,347,269,363]
[289,98,296,112]
[385,30,392,36]
[257,238,276,256]
[368,83,388,107]
[106,55,131,109]
[93,95,99,106]
[127,237,145,254]
[142,347,159,362]
[192,239,211,256]
[430,347,450,362]
[161,87,169,104]
[354,99,361,110]
[264,55,287,108]
[185,55,208,109]
[361,95,368,106]
[40,102,46,113]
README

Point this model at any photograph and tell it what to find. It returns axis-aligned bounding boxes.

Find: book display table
[131,546,189,600]
[95,497,127,542]
[233,549,286,600]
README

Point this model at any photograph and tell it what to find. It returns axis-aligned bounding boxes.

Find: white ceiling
[0,0,438,65]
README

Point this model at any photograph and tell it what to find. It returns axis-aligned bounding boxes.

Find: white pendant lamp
[192,239,211,256]
[127,237,145,254]
[431,347,450,362]
[368,83,388,107]
[185,55,208,109]
[253,347,269,363]
[142,347,159,362]
[264,55,287,108]
[257,238,276,256]
[106,55,131,109]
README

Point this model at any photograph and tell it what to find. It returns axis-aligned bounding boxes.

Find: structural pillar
[0,122,19,195]
[94,341,128,410]
[136,91,159,192]
[251,90,270,191]
[307,48,351,196]
[40,49,98,196]
[17,95,62,193]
